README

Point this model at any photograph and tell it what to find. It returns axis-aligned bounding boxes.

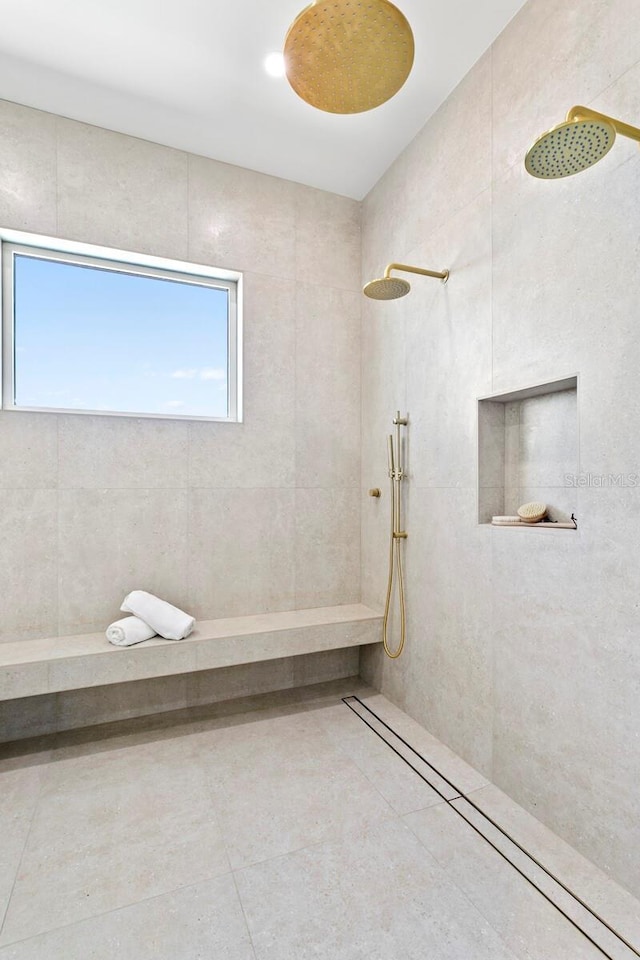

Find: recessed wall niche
[478,376,578,527]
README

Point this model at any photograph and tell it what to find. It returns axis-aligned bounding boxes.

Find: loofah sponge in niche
[517,501,547,523]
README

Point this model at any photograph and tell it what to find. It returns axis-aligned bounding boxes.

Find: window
[1,233,241,421]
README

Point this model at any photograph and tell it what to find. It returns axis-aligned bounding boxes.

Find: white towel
[120,590,195,641]
[106,616,157,647]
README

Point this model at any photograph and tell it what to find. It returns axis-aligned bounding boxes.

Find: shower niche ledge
[477,375,578,529]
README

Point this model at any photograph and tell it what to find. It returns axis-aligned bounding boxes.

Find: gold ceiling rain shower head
[525,106,640,179]
[284,0,414,115]
[363,263,449,300]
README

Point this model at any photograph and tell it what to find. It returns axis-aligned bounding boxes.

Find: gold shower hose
[382,415,407,659]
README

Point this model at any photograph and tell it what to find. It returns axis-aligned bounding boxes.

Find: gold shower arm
[384,262,449,283]
[567,106,640,143]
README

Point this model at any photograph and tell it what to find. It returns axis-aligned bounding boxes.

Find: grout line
[313,714,429,819]
[229,871,259,960]
[54,116,59,237]
[292,236,299,608]
[489,42,494,397]
[226,809,397,877]
[0,869,238,951]
[0,765,47,944]
[399,811,531,957]
[185,153,190,260]
[344,695,640,960]
[185,422,192,617]
[0,734,236,949]
[54,414,61,645]
[55,415,62,642]
[588,50,640,106]
[0,684,365,948]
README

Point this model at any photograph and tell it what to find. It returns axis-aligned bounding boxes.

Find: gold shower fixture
[363,262,449,300]
[525,105,640,179]
[283,0,414,114]
[382,411,408,659]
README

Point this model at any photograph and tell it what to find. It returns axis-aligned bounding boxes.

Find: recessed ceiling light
[264,52,286,78]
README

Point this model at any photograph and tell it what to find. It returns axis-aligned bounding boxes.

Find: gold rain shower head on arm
[284,0,414,114]
[525,105,640,179]
[363,263,449,300]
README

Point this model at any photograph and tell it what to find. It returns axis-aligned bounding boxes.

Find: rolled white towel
[120,590,195,641]
[491,515,522,526]
[106,616,157,647]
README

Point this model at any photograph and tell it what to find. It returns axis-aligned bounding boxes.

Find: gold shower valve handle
[393,531,408,539]
[368,488,381,498]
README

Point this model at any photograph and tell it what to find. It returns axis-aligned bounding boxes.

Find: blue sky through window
[13,254,230,418]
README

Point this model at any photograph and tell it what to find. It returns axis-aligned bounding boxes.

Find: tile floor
[1,678,638,959]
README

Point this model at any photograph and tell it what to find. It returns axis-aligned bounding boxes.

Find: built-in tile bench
[0,604,382,702]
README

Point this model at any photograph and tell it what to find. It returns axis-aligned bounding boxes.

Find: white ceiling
[0,0,528,199]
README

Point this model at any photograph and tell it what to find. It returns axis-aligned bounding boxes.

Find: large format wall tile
[517,392,577,488]
[0,692,57,742]
[58,415,189,489]
[360,296,407,487]
[361,145,414,282]
[372,489,494,777]
[187,488,296,619]
[492,145,640,393]
[188,272,296,489]
[294,488,360,609]
[401,49,492,255]
[295,186,361,292]
[406,190,492,489]
[187,155,297,278]
[360,485,390,611]
[56,119,189,259]
[187,658,296,707]
[0,413,58,489]
[55,674,189,731]
[58,488,189,634]
[0,490,58,643]
[493,486,640,895]
[295,283,361,488]
[0,99,56,234]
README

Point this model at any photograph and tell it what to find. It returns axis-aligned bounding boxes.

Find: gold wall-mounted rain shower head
[284,0,414,115]
[525,106,640,179]
[363,263,449,300]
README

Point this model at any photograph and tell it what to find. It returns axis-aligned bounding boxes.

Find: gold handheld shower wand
[382,411,408,659]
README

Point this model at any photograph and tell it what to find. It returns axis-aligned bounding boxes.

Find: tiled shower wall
[360,0,640,897]
[0,99,361,643]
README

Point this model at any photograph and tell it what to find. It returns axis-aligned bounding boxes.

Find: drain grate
[342,695,640,960]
